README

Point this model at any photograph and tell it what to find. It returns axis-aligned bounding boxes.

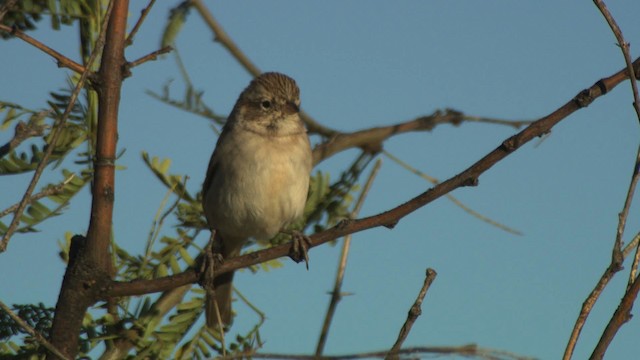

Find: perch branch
[108,57,640,298]
[383,149,522,235]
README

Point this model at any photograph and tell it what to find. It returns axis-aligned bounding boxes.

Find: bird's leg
[199,230,223,296]
[281,229,311,269]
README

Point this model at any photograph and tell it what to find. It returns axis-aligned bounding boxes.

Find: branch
[126,45,173,70]
[0,300,72,360]
[562,4,640,359]
[0,24,86,74]
[315,159,382,356]
[125,0,156,46]
[589,275,640,360]
[47,1,120,358]
[386,268,437,360]
[582,144,640,360]
[109,57,640,298]
[311,109,529,165]
[593,0,640,122]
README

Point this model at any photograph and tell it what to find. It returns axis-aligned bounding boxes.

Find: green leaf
[161,2,190,48]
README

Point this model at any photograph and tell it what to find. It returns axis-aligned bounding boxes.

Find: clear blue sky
[2,2,640,359]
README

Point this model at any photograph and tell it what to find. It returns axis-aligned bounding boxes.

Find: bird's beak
[283,101,300,115]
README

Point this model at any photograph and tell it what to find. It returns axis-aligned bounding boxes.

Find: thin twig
[386,268,438,360]
[0,300,72,360]
[0,24,86,74]
[189,0,260,76]
[562,145,640,360]
[461,114,533,129]
[585,143,640,360]
[127,45,173,69]
[383,149,523,235]
[216,344,535,360]
[125,0,156,46]
[564,4,640,359]
[312,109,529,165]
[589,274,640,360]
[0,173,75,218]
[624,145,640,287]
[315,159,382,356]
[0,23,105,251]
[188,0,336,137]
[593,0,640,122]
[623,232,640,258]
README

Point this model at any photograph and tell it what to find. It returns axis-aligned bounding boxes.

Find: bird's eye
[261,100,272,109]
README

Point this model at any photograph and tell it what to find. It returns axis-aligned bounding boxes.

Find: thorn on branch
[384,221,398,229]
[462,177,479,187]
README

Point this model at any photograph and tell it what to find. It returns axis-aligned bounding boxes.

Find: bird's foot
[198,232,224,291]
[282,229,311,269]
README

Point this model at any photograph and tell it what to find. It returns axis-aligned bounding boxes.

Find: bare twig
[109,57,640,299]
[623,232,640,258]
[312,109,528,165]
[217,344,535,360]
[590,275,640,360]
[188,0,336,137]
[562,120,640,360]
[0,300,72,360]
[593,0,640,122]
[0,24,86,74]
[125,0,156,46]
[315,159,382,356]
[127,45,172,69]
[562,4,640,359]
[624,145,640,286]
[189,0,259,76]
[386,268,438,360]
[383,149,523,235]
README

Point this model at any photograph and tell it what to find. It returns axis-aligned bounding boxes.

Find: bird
[201,72,312,330]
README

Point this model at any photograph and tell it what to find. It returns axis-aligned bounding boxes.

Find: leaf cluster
[0,0,84,38]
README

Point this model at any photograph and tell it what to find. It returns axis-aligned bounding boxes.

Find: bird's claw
[287,231,311,269]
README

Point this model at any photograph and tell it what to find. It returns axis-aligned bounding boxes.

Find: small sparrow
[201,72,312,329]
